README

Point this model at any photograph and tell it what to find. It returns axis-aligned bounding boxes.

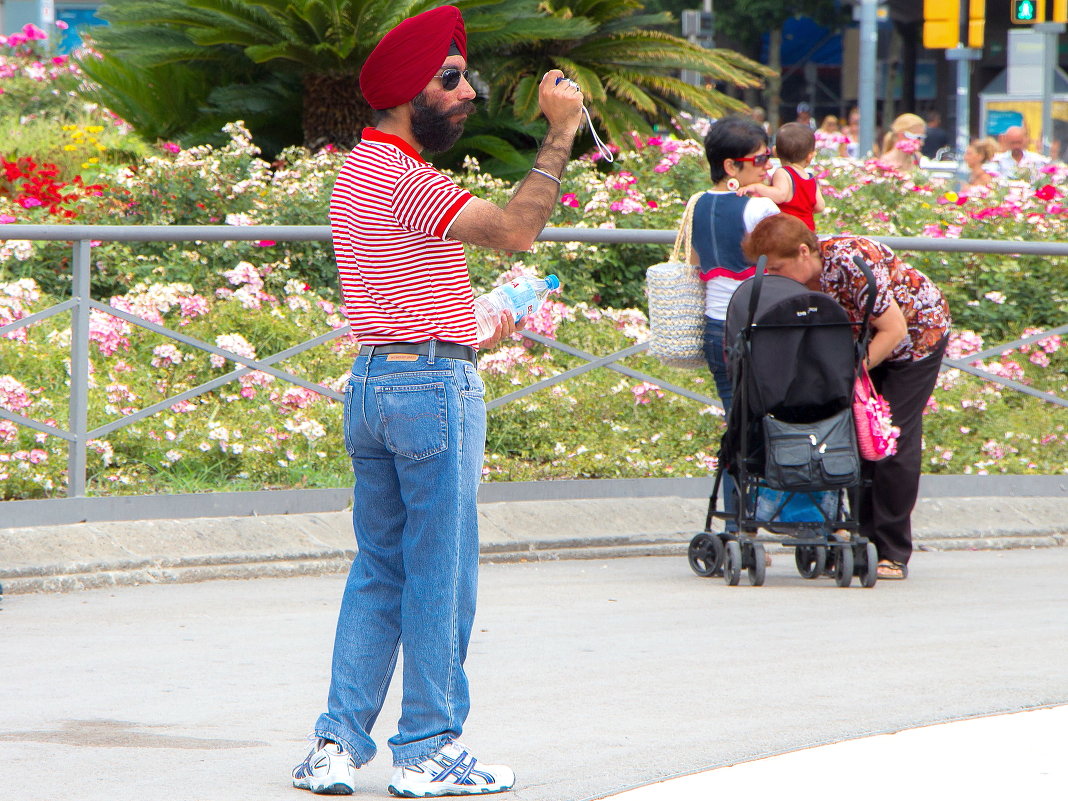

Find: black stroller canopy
[727,274,856,424]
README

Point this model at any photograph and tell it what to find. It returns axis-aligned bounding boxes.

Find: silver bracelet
[529,167,561,185]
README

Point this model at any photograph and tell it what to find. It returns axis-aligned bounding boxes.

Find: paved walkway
[3,548,1067,801]
[3,495,1068,593]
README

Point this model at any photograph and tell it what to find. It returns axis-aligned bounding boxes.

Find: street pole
[1034,22,1066,157]
[946,47,980,185]
[945,0,980,188]
[857,0,878,158]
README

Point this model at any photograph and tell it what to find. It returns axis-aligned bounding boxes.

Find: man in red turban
[292,5,587,798]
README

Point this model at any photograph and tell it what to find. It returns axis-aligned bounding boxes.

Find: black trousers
[858,336,948,564]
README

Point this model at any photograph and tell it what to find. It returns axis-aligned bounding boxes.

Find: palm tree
[434,0,772,176]
[480,0,773,147]
[79,0,570,152]
[78,0,771,157]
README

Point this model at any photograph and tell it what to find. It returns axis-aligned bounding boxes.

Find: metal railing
[1,224,1067,502]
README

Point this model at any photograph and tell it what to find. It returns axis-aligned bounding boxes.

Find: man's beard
[410,91,474,153]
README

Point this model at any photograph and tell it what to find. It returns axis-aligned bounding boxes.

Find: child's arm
[813,178,826,214]
[740,167,793,204]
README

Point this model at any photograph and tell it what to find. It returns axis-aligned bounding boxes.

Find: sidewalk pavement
[2,495,1067,593]
[3,550,1067,801]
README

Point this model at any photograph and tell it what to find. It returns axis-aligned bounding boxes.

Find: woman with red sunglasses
[689,117,779,419]
[681,116,779,529]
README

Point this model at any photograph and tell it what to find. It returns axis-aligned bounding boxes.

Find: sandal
[877,559,908,580]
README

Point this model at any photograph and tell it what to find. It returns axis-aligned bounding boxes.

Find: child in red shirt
[739,122,825,231]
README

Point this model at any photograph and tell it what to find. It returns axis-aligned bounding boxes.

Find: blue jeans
[703,317,738,526]
[314,347,486,768]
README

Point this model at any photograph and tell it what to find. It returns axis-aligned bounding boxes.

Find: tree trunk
[302,72,373,151]
[768,28,782,131]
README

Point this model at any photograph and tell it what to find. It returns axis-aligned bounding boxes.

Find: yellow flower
[87,125,104,133]
[95,144,106,151]
[88,157,99,164]
[944,191,958,203]
[921,202,930,209]
[63,144,77,151]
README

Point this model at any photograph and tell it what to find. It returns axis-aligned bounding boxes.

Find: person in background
[815,115,847,157]
[993,126,1049,178]
[749,105,771,134]
[876,113,926,173]
[739,122,825,232]
[743,214,951,581]
[795,102,816,130]
[921,110,950,160]
[961,137,998,192]
[291,6,583,797]
[843,106,861,158]
[688,117,779,527]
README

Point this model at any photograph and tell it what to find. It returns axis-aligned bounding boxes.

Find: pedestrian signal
[1011,0,1045,22]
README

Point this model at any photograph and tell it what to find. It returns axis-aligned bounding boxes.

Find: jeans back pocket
[373,382,449,460]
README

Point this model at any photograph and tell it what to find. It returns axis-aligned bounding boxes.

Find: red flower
[1035,183,1060,201]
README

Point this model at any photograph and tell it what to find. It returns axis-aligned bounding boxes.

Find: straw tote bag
[646,192,705,369]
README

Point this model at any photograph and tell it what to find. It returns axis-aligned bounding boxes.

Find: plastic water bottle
[474,274,560,342]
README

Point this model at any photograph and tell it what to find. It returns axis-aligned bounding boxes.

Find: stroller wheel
[834,541,854,588]
[857,541,878,588]
[723,540,742,586]
[747,542,766,586]
[794,545,826,579]
[688,533,724,578]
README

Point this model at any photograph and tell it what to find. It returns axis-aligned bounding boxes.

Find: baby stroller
[687,255,879,588]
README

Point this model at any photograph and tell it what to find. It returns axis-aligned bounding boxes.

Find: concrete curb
[1,496,1066,594]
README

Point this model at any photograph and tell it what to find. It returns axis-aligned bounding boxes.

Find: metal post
[1035,23,1066,157]
[857,0,878,158]
[946,47,980,187]
[67,239,91,497]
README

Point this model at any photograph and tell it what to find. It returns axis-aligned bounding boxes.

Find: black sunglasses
[733,150,773,167]
[433,68,470,91]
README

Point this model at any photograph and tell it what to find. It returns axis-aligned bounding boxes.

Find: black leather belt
[359,341,476,364]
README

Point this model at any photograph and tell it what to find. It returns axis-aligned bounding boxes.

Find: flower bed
[1,43,1067,499]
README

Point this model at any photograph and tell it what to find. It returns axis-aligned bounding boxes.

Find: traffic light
[1011,0,1046,23]
[924,0,959,48]
[968,0,986,48]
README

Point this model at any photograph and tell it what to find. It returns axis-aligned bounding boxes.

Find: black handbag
[762,407,860,492]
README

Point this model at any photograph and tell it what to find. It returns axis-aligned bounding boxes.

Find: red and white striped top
[329,127,477,347]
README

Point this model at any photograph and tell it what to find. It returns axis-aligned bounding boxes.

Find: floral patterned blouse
[819,235,951,362]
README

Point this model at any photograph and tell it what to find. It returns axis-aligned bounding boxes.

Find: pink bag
[853,366,899,461]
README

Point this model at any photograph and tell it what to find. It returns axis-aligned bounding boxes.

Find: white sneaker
[292,739,358,795]
[388,741,515,797]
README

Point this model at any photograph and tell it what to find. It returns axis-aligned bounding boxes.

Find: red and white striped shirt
[329,127,477,347]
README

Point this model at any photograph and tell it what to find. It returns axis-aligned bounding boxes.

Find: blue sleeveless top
[690,192,752,280]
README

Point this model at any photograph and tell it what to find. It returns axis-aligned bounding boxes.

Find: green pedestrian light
[1011,0,1045,23]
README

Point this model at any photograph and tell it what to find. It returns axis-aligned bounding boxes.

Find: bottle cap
[545,274,560,290]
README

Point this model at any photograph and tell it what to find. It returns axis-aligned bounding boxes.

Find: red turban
[360,5,468,110]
